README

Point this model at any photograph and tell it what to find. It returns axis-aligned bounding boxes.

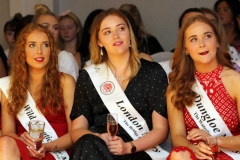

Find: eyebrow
[188,31,213,40]
[27,41,49,44]
[101,23,126,32]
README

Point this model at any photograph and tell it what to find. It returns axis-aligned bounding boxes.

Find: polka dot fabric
[184,65,240,160]
[70,59,168,159]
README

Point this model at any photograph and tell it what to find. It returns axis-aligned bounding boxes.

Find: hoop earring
[100,48,103,56]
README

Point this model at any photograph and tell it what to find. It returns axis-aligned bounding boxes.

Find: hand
[96,133,112,145]
[21,132,35,149]
[193,142,213,160]
[27,145,46,159]
[107,136,127,155]
[187,128,211,142]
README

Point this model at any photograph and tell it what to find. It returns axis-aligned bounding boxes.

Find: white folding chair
[151,52,174,62]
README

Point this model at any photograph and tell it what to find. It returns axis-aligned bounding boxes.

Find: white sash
[85,63,169,160]
[0,76,69,160]
[186,78,240,159]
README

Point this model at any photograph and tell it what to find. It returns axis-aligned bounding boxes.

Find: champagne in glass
[29,120,45,150]
[107,113,118,137]
[206,136,218,160]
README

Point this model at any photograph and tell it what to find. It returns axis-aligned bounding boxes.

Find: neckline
[195,65,223,81]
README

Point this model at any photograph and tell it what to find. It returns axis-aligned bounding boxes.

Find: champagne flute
[107,113,118,137]
[206,136,219,160]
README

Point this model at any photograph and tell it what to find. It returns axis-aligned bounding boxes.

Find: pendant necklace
[108,60,129,83]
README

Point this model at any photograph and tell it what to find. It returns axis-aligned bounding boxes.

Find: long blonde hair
[90,8,140,79]
[167,15,233,110]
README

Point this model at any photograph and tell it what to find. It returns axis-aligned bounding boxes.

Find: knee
[169,150,192,160]
[0,136,17,150]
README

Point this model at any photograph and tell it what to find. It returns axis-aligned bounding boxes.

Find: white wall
[57,0,216,51]
[0,0,216,51]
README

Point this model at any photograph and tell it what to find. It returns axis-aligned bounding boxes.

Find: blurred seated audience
[120,4,164,55]
[59,11,84,69]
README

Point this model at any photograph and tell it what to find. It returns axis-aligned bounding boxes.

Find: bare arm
[1,90,19,139]
[216,69,240,151]
[71,115,90,143]
[167,91,195,150]
[125,111,168,153]
[44,73,76,152]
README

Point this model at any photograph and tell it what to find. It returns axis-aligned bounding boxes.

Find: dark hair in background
[120,10,143,53]
[4,13,22,33]
[178,8,204,28]
[78,9,103,61]
[14,15,34,41]
[214,0,240,37]
[0,45,8,74]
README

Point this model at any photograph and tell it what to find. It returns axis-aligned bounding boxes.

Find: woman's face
[216,1,233,25]
[37,15,59,41]
[184,21,218,68]
[25,30,51,71]
[59,18,79,43]
[204,13,217,28]
[4,29,15,49]
[98,15,131,56]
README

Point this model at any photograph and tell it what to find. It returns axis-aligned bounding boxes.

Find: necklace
[108,60,129,83]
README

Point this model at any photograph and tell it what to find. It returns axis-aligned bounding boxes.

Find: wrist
[125,142,132,154]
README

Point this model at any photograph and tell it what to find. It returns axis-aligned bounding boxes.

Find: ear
[98,39,103,47]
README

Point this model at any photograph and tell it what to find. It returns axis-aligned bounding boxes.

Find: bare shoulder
[139,52,154,62]
[221,67,240,99]
[221,67,240,83]
[60,73,76,85]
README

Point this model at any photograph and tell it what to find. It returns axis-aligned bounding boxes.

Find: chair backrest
[151,52,174,62]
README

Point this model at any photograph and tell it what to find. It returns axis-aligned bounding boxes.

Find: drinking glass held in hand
[206,136,219,160]
[29,120,45,150]
[107,113,118,137]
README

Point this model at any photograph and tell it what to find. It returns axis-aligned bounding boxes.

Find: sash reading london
[85,63,169,160]
[0,76,69,160]
[186,78,240,159]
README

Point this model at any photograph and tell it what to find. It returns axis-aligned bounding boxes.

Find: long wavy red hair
[8,23,64,116]
[167,15,233,110]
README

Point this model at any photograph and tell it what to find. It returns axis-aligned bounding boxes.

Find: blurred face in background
[182,12,204,27]
[59,17,79,43]
[216,1,233,25]
[204,13,217,27]
[4,29,15,49]
[37,15,59,42]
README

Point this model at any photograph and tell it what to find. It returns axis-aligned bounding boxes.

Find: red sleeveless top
[184,65,240,160]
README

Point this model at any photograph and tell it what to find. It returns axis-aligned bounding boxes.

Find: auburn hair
[8,23,64,116]
[167,15,233,110]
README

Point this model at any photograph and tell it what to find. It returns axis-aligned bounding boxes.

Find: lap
[0,135,55,160]
[70,134,151,160]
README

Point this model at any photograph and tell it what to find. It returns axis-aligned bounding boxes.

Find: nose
[37,45,42,54]
[113,31,119,39]
[199,39,205,48]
